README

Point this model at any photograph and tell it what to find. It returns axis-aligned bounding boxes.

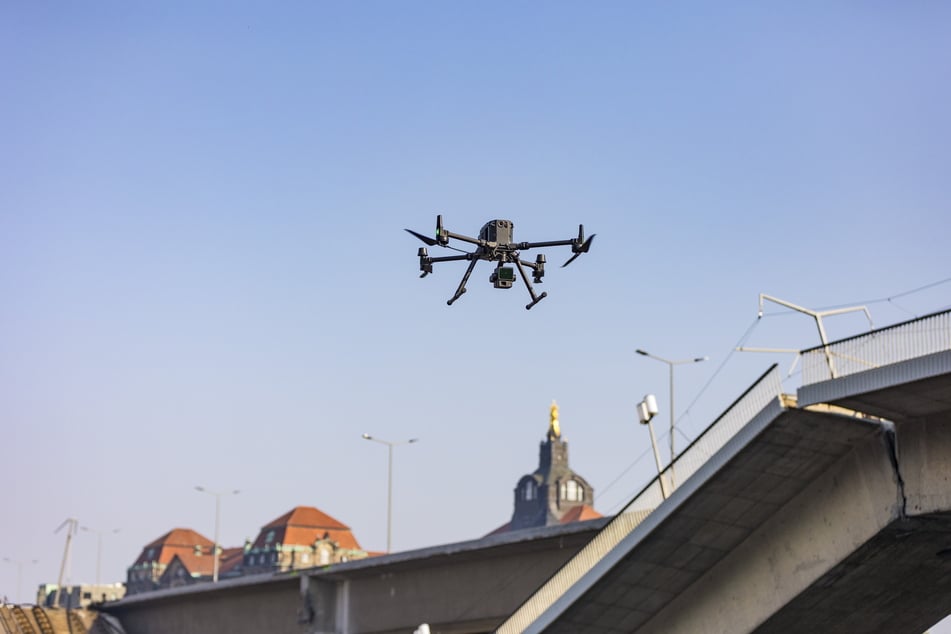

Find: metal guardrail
[801,309,951,385]
[497,365,785,634]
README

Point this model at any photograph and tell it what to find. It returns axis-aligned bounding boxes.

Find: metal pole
[3,558,37,604]
[757,293,873,380]
[96,532,102,586]
[646,420,669,499]
[387,443,394,554]
[362,434,418,554]
[636,349,707,490]
[669,363,675,471]
[195,487,239,583]
[54,518,78,608]
[213,494,221,583]
[81,526,119,587]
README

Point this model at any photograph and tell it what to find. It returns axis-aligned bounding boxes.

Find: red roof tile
[253,506,362,551]
[133,528,215,567]
[559,504,603,523]
[261,506,349,531]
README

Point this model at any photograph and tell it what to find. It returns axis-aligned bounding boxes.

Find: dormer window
[560,479,583,502]
[523,480,536,501]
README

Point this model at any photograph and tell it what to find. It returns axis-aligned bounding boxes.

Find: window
[523,480,535,501]
[265,530,275,544]
[561,479,582,502]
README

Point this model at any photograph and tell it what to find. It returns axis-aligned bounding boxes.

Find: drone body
[405,216,595,310]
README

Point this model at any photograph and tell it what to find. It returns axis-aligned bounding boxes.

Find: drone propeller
[562,225,595,267]
[405,228,438,246]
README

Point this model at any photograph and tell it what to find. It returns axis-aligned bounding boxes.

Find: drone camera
[491,266,516,289]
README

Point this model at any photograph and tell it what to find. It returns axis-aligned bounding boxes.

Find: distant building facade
[126,528,216,594]
[490,401,602,535]
[242,506,369,574]
[124,506,370,595]
[37,583,126,608]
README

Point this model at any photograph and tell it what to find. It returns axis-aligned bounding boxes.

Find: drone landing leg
[447,257,479,306]
[514,259,547,310]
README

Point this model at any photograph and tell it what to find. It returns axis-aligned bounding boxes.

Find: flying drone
[405,216,595,310]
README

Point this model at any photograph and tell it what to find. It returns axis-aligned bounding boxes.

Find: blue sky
[2,2,950,624]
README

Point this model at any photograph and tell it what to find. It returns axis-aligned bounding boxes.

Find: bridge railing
[497,364,784,634]
[801,309,951,385]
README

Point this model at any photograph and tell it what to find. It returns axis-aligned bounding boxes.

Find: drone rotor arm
[428,254,471,263]
[443,230,487,248]
[517,238,575,250]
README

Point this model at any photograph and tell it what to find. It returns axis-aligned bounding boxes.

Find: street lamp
[636,394,669,499]
[362,433,418,553]
[80,526,120,586]
[635,349,708,478]
[3,557,38,604]
[194,486,240,582]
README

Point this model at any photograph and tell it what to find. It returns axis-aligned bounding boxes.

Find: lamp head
[637,394,659,424]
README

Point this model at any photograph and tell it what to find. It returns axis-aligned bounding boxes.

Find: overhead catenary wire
[596,317,761,514]
[811,277,951,315]
[606,278,948,510]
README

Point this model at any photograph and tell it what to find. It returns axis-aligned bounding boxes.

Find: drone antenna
[436,214,448,245]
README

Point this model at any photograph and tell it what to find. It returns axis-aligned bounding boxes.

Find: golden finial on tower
[549,400,561,439]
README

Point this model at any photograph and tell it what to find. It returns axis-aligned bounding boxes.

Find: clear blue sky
[2,2,950,625]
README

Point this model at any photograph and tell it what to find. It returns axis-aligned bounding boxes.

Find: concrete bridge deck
[500,310,951,633]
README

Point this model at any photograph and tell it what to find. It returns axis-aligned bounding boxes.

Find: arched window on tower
[560,479,583,502]
[523,479,536,501]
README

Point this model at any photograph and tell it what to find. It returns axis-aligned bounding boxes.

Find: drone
[405,216,595,310]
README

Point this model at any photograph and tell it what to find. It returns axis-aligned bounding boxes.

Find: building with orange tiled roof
[241,506,369,574]
[157,546,244,590]
[488,401,602,535]
[126,528,216,594]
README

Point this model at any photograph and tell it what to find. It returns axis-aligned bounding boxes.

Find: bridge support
[639,415,951,634]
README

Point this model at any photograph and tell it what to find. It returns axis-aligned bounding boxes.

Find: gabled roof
[252,506,361,551]
[159,552,214,580]
[133,528,215,566]
[142,527,214,551]
[261,506,349,531]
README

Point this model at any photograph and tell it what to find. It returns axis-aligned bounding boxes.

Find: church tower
[506,401,600,532]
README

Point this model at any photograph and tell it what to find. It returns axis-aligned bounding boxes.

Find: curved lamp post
[80,526,120,586]
[636,349,707,485]
[3,557,38,604]
[362,434,418,553]
[194,486,240,582]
